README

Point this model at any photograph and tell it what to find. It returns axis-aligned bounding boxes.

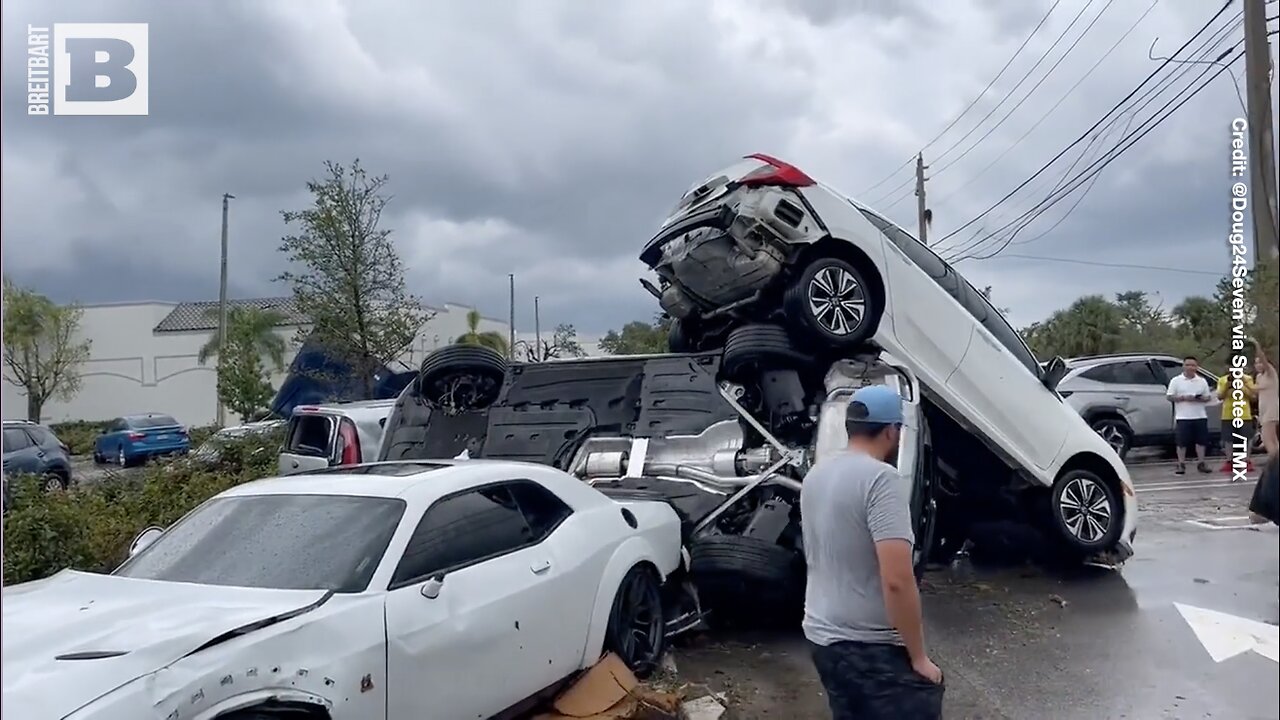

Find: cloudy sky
[3,0,1276,337]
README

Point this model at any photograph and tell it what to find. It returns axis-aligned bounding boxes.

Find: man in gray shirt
[801,383,944,719]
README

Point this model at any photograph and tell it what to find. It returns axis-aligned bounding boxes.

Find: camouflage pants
[810,641,944,719]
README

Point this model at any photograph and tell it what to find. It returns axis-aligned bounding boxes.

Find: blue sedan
[93,414,190,467]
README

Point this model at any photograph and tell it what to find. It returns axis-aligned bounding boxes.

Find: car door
[278,412,336,474]
[857,210,974,384]
[96,419,125,459]
[384,483,575,719]
[1079,361,1171,441]
[949,281,1066,470]
[2,427,42,475]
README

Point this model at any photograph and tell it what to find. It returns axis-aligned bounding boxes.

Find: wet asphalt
[672,462,1280,720]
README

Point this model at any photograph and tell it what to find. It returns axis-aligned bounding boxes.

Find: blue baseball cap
[848,384,903,425]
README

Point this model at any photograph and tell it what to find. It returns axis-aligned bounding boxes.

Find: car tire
[42,471,68,493]
[668,318,695,353]
[117,447,129,468]
[720,323,809,380]
[605,565,667,678]
[689,535,802,626]
[1090,418,1133,459]
[782,256,879,350]
[418,344,508,413]
[1048,470,1123,556]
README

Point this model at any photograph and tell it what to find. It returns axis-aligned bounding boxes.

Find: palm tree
[198,307,288,371]
[454,308,509,355]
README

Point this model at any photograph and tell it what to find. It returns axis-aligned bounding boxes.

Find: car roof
[1066,353,1180,367]
[123,412,178,420]
[218,460,564,501]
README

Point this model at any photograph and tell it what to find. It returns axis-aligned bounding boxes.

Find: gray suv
[1057,353,1260,459]
[3,420,74,501]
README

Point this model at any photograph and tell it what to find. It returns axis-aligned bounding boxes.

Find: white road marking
[1175,603,1279,664]
[1136,479,1256,493]
[1185,516,1261,530]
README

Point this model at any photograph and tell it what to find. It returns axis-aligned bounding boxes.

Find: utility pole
[1243,0,1278,260]
[915,153,930,246]
[533,295,542,362]
[507,274,516,360]
[216,192,234,426]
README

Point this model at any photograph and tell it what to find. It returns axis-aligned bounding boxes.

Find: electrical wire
[932,0,1159,206]
[938,12,1243,258]
[869,0,1106,208]
[930,0,1239,249]
[970,253,1226,275]
[947,49,1244,262]
[855,0,1066,198]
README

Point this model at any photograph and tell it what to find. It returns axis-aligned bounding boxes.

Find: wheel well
[1056,451,1125,506]
[1082,409,1127,428]
[219,702,332,719]
[799,237,886,315]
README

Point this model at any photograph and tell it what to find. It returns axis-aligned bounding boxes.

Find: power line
[933,0,1159,206]
[870,0,1105,208]
[856,0,1066,197]
[948,48,1244,262]
[940,13,1244,259]
[967,252,1227,276]
[931,0,1239,249]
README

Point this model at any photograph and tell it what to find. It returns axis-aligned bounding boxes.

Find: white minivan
[277,399,396,475]
[640,153,1137,560]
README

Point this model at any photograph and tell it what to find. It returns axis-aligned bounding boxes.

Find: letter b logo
[53,24,148,115]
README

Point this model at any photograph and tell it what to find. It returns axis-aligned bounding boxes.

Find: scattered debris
[679,694,728,720]
[534,653,682,720]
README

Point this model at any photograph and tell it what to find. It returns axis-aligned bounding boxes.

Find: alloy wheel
[807,265,866,336]
[1057,476,1113,544]
[42,474,64,493]
[610,569,664,676]
[1096,424,1126,455]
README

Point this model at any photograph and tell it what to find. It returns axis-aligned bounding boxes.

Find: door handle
[530,559,552,575]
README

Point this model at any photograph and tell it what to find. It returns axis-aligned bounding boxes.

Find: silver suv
[1057,353,1260,459]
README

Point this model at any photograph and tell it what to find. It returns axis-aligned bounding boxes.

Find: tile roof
[153,297,305,333]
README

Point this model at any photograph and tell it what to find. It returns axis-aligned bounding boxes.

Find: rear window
[287,414,334,457]
[130,415,179,429]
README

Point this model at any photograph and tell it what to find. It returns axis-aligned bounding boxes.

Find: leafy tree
[1,279,91,421]
[453,308,509,356]
[277,160,431,395]
[196,307,288,422]
[518,324,586,362]
[600,316,671,355]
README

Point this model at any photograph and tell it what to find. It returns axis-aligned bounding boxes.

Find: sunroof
[307,462,448,477]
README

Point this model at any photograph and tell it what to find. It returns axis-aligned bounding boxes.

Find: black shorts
[1176,418,1210,449]
[1223,418,1255,452]
[810,641,944,720]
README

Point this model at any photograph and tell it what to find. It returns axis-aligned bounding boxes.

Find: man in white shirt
[1166,355,1213,475]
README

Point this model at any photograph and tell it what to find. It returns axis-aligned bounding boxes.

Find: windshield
[116,494,406,592]
[130,415,180,429]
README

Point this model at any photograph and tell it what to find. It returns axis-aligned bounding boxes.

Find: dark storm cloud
[1,0,1259,334]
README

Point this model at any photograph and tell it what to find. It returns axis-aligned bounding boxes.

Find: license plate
[156,434,169,441]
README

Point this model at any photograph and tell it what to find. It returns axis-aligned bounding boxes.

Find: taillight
[740,153,815,188]
[337,419,360,466]
[127,432,145,440]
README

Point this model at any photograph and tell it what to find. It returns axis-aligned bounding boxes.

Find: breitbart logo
[27,23,149,116]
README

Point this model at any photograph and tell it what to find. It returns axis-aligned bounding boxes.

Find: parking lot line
[1135,479,1256,493]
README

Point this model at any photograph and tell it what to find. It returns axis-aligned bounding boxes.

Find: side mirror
[129,526,164,557]
[420,573,445,600]
[1042,356,1069,392]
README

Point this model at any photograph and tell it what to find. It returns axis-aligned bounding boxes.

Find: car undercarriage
[378,334,1088,628]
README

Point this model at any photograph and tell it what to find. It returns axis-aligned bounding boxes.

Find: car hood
[2,570,331,719]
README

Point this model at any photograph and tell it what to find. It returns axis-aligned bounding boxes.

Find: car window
[287,415,334,457]
[1082,361,1158,385]
[108,419,127,433]
[957,279,1042,376]
[130,415,179,429]
[857,208,958,292]
[509,481,573,542]
[116,494,406,593]
[28,426,61,448]
[1155,359,1183,383]
[3,428,33,453]
[391,484,537,587]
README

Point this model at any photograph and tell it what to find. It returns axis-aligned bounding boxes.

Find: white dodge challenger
[2,460,684,720]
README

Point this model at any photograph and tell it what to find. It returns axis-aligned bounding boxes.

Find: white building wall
[2,301,514,426]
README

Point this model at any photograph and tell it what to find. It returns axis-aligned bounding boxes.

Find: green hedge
[2,429,283,586]
[49,420,221,456]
